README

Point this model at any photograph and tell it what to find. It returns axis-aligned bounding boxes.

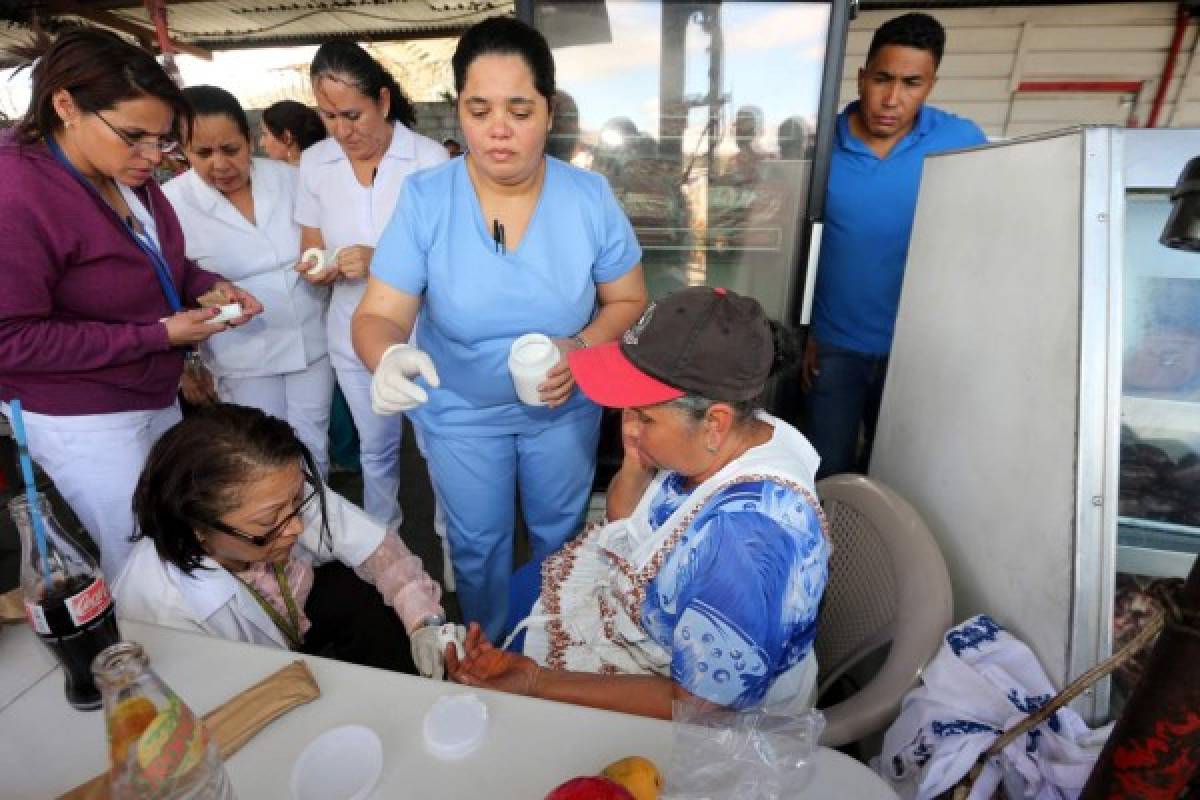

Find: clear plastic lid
[422,693,489,760]
[290,724,383,800]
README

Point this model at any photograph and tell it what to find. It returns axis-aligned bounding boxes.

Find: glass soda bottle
[93,641,236,800]
[10,492,121,710]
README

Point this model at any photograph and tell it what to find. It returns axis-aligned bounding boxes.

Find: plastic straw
[7,399,53,586]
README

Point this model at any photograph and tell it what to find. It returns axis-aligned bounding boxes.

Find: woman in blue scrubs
[353,17,648,639]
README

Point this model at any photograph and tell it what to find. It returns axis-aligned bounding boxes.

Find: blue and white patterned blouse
[640,473,829,709]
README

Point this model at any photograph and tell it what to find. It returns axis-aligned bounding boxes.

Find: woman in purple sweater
[0,28,261,576]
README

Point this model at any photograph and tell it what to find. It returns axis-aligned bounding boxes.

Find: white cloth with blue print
[514,412,829,713]
[878,615,1111,800]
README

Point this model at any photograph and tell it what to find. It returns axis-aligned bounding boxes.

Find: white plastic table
[0,620,899,799]
[0,620,56,711]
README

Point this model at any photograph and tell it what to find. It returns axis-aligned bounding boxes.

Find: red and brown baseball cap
[569,286,774,409]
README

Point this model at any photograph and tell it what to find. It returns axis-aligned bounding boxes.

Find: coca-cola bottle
[10,492,121,710]
[93,641,235,799]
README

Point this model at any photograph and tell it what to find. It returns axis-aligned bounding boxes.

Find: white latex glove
[410,623,466,680]
[370,343,440,415]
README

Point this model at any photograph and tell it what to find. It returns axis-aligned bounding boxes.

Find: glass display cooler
[869,126,1200,723]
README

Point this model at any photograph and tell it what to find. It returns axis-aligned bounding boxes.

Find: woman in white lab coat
[296,42,448,526]
[114,403,458,678]
[164,86,334,473]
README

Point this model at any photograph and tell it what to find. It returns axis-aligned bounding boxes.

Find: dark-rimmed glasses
[205,481,319,547]
[94,112,180,156]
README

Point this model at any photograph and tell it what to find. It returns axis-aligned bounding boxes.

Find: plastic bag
[664,699,825,799]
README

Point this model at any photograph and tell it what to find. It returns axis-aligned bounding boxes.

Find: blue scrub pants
[420,407,602,640]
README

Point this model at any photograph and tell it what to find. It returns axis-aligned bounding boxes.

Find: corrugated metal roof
[2,1,513,55]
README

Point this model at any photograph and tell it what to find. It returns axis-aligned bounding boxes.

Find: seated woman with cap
[446,287,830,718]
[114,403,460,679]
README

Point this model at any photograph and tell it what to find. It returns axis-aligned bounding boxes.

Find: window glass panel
[536,0,830,319]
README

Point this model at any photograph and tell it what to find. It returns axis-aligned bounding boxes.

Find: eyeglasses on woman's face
[94,111,180,156]
[205,479,319,548]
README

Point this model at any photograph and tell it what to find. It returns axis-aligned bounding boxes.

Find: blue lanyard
[44,135,182,312]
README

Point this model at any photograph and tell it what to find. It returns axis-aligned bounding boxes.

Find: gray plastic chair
[814,474,953,747]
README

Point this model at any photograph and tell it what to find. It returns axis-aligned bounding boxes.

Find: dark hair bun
[261,100,325,151]
[310,41,416,129]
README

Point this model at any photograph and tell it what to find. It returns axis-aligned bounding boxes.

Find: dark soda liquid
[34,575,121,711]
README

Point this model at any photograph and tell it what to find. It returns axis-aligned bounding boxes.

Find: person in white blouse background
[165,86,334,473]
[296,42,448,527]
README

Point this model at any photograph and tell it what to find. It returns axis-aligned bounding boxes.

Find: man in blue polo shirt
[803,12,986,479]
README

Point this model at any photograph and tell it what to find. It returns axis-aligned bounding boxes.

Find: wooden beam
[44,0,212,60]
[1003,21,1032,138]
[1167,27,1200,127]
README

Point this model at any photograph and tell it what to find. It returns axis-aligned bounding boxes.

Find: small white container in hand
[508,333,560,406]
[205,303,242,325]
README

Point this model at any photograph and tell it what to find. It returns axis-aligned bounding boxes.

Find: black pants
[301,562,416,675]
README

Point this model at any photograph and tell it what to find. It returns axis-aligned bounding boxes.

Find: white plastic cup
[508,333,560,406]
[290,724,383,800]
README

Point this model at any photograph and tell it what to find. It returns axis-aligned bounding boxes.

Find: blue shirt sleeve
[668,489,828,710]
[591,175,642,285]
[956,118,989,148]
[370,178,428,296]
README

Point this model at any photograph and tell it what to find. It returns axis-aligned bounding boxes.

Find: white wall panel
[847,26,1022,55]
[1028,24,1184,51]
[1009,96,1133,123]
[852,4,1177,29]
[1025,50,1176,76]
[938,52,1016,77]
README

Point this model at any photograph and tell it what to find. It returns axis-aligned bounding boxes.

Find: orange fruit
[108,696,158,767]
[600,756,661,800]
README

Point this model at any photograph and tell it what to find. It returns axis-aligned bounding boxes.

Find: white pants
[334,364,402,527]
[12,404,182,579]
[217,356,335,477]
[413,426,452,590]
